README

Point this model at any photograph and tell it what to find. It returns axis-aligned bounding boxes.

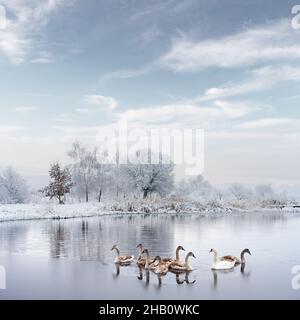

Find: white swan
[210,248,235,270]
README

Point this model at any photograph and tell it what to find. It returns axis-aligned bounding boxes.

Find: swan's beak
[182,247,186,251]
[192,254,196,258]
[209,249,213,253]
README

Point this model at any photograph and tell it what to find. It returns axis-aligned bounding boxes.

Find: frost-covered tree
[212,188,225,202]
[176,175,212,201]
[255,184,274,200]
[68,141,98,202]
[0,167,29,204]
[229,183,253,202]
[124,151,174,199]
[94,158,112,203]
[41,163,74,204]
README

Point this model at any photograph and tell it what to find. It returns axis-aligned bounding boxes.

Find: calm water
[0,212,300,299]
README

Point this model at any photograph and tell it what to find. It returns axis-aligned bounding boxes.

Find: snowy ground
[0,200,299,222]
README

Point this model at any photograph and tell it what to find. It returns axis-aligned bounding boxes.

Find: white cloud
[161,19,300,71]
[199,65,300,101]
[54,113,73,123]
[99,65,153,82]
[79,95,118,113]
[238,118,295,130]
[137,25,162,44]
[200,78,272,101]
[0,0,72,64]
[0,125,23,133]
[31,51,54,64]
[119,100,253,129]
[14,106,38,113]
[0,125,24,139]
[214,100,253,118]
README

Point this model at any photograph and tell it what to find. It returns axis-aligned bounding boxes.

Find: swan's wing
[162,258,174,264]
[169,261,186,271]
[120,255,134,260]
[169,260,184,267]
[137,258,146,266]
[212,260,235,270]
[221,255,238,262]
[119,255,134,263]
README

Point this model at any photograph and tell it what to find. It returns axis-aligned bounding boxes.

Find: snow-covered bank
[0,200,300,222]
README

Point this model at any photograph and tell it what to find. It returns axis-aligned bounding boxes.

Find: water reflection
[211,269,235,290]
[137,267,150,287]
[0,213,296,263]
[175,271,196,285]
[211,263,252,289]
[240,263,251,278]
[0,212,300,299]
[115,263,197,288]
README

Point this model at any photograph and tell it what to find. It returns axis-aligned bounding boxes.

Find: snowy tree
[176,175,212,201]
[68,141,98,202]
[229,183,253,202]
[0,167,29,204]
[255,184,274,200]
[94,157,112,203]
[212,188,225,202]
[41,163,74,204]
[182,175,212,200]
[124,151,174,199]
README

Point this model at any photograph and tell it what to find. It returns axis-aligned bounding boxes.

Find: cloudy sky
[0,0,300,193]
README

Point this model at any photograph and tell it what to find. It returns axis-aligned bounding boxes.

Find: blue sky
[0,0,300,193]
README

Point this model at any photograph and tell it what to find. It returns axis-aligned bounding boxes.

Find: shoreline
[0,202,299,223]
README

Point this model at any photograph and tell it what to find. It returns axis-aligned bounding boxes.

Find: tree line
[41,141,175,204]
[0,141,292,207]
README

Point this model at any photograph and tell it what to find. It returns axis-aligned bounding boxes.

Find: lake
[0,212,300,299]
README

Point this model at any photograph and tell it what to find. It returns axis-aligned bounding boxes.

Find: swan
[152,256,169,275]
[141,249,157,270]
[210,248,235,270]
[165,245,185,268]
[169,252,196,272]
[221,248,251,265]
[111,245,134,264]
[136,243,147,267]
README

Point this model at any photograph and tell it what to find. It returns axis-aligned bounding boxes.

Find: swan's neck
[213,251,218,264]
[240,251,246,264]
[175,248,180,261]
[157,260,163,272]
[145,251,150,268]
[185,255,192,268]
[113,248,120,257]
[137,246,143,260]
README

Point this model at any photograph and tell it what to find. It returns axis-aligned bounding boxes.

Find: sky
[0,0,300,195]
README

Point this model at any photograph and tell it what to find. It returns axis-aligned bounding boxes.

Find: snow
[0,200,299,223]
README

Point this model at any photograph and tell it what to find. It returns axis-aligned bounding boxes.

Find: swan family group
[111,244,251,275]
